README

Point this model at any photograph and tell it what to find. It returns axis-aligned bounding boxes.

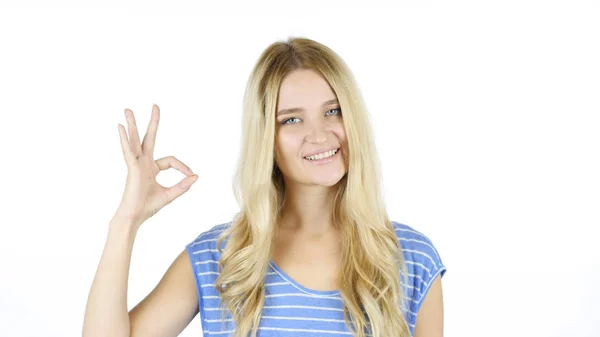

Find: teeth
[305,149,338,161]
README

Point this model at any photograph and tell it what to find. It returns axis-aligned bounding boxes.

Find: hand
[114,104,198,229]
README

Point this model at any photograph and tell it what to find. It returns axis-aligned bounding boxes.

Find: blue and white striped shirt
[185,221,446,337]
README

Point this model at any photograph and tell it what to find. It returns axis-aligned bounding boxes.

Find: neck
[278,183,338,236]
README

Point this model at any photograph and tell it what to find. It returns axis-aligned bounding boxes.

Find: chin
[307,170,347,187]
[311,179,340,187]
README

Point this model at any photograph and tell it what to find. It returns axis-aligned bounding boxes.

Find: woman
[83,37,446,337]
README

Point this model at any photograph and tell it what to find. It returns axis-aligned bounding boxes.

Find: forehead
[277,69,336,109]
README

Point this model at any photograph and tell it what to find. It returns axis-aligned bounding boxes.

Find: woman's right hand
[114,104,198,230]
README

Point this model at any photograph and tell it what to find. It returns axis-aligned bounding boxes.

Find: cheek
[276,132,301,159]
[333,125,349,161]
[333,124,348,144]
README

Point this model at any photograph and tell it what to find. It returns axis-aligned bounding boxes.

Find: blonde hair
[215,36,410,337]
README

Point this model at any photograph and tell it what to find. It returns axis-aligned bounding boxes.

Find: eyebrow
[276,99,339,116]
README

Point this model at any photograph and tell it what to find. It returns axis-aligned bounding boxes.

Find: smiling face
[274,69,348,187]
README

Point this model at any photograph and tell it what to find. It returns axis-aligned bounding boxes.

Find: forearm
[82,216,139,337]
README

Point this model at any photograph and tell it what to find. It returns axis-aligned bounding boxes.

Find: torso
[271,226,342,292]
[187,220,445,336]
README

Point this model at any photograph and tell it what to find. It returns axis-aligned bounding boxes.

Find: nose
[305,122,328,144]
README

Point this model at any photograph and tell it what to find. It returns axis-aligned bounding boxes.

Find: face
[274,69,348,187]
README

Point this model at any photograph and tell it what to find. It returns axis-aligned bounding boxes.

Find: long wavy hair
[214,36,410,337]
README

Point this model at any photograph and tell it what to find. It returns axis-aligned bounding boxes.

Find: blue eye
[326,108,342,116]
[280,108,342,125]
[282,117,300,125]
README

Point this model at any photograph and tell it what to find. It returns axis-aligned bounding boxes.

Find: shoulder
[390,221,446,316]
[391,221,445,271]
[184,222,232,309]
[185,222,232,261]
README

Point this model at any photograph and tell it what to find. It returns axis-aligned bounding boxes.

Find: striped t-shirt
[185,221,446,337]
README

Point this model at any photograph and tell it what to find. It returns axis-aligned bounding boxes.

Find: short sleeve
[184,222,232,334]
[393,221,446,326]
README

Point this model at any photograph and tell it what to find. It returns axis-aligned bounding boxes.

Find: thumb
[165,174,198,203]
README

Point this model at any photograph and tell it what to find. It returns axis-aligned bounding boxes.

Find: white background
[1,1,599,337]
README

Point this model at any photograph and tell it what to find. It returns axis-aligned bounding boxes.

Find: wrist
[109,214,140,235]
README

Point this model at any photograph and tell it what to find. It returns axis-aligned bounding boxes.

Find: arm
[82,216,199,337]
[413,274,444,337]
[128,247,199,337]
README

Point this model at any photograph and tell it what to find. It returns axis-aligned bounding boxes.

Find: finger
[118,124,135,164]
[156,156,195,176]
[164,174,198,203]
[124,108,142,156]
[142,104,160,156]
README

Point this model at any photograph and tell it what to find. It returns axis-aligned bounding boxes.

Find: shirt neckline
[268,260,341,297]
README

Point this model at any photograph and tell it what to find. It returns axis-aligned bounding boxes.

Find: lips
[303,148,340,162]
[303,147,340,158]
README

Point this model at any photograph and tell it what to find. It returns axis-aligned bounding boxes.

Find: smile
[303,148,340,162]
